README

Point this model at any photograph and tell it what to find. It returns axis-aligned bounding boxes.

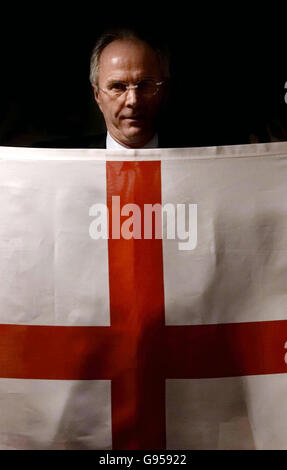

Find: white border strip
[1,141,287,161]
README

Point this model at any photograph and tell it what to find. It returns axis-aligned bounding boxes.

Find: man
[89,28,170,149]
[35,28,178,149]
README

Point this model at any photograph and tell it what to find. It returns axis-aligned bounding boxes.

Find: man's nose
[125,87,139,107]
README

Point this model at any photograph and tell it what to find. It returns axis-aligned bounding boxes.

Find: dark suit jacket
[34,132,187,149]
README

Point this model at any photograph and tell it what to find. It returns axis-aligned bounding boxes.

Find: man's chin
[109,123,154,147]
[122,127,152,147]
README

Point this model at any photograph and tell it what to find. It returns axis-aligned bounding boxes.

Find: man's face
[93,39,165,148]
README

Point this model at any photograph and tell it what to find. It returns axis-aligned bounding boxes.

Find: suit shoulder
[32,133,106,149]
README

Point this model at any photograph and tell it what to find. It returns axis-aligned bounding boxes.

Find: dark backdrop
[0,7,286,147]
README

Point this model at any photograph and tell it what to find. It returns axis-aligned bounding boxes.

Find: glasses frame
[99,79,165,99]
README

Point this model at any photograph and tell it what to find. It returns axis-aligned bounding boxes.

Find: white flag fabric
[0,142,287,449]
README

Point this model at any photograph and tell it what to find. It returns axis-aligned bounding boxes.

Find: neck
[107,132,158,149]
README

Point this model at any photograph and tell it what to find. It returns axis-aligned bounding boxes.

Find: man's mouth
[122,115,144,121]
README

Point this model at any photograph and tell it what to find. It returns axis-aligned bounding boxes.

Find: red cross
[0,160,287,450]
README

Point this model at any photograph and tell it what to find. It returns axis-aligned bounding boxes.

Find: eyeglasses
[99,79,164,99]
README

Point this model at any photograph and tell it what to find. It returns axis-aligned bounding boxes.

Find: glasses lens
[137,80,158,96]
[103,80,161,98]
[109,83,127,97]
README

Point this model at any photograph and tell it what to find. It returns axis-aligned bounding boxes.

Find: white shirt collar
[106,132,158,149]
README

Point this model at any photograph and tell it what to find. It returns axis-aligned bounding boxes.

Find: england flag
[0,142,287,449]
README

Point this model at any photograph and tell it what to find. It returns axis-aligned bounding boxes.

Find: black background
[0,6,286,147]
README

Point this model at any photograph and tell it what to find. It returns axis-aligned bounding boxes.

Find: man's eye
[138,80,151,87]
[110,83,126,92]
[137,80,155,91]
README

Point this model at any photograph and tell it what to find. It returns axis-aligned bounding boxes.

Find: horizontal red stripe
[1,320,287,381]
[0,324,116,380]
[165,320,287,378]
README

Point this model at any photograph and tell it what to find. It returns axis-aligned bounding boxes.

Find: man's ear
[93,85,103,112]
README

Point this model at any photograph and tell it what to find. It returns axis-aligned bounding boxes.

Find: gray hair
[89,28,170,90]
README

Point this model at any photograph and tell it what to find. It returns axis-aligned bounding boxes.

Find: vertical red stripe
[106,161,166,450]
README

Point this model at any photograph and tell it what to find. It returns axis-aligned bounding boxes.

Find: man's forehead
[99,39,160,74]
